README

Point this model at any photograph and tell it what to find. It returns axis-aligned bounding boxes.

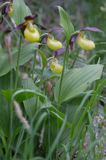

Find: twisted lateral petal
[52,47,65,57]
[14,15,36,31]
[80,27,102,32]
[24,15,36,21]
[49,26,64,33]
[70,33,79,50]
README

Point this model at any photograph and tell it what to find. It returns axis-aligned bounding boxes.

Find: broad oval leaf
[0,44,37,77]
[54,64,103,103]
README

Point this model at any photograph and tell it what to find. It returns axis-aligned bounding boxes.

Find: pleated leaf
[54,64,103,103]
[0,44,37,77]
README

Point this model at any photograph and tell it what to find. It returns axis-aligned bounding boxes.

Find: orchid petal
[80,27,102,32]
[14,23,25,30]
[36,23,47,30]
[49,26,64,33]
[24,15,36,21]
[70,33,79,50]
[1,4,9,15]
[52,47,65,57]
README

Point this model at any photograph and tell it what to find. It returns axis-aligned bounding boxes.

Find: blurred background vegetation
[25,0,106,35]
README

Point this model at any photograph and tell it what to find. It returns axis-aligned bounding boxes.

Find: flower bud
[77,35,95,51]
[47,37,62,51]
[50,58,63,74]
[24,24,40,43]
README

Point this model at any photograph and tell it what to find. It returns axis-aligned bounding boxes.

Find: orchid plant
[0,0,105,160]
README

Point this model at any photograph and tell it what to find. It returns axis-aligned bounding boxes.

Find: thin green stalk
[5,53,14,160]
[58,44,69,105]
[7,48,13,89]
[5,102,13,159]
[56,44,69,158]
[71,51,79,68]
[13,129,24,159]
[46,115,67,160]
[32,51,37,80]
[69,80,106,153]
[62,144,70,160]
[15,34,22,89]
[3,15,18,39]
[28,112,47,159]
[8,57,13,159]
[48,112,52,160]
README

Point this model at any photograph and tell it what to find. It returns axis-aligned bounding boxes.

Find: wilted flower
[70,27,102,51]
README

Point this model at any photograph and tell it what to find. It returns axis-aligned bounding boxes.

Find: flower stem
[71,51,79,68]
[32,51,37,80]
[15,34,22,89]
[58,44,69,106]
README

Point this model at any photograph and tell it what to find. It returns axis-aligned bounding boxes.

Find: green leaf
[0,72,14,89]
[38,49,47,68]
[54,64,103,103]
[22,78,40,117]
[12,0,31,25]
[58,6,74,44]
[0,95,10,137]
[12,89,46,102]
[2,86,45,103]
[19,44,37,65]
[46,115,67,160]
[0,73,21,137]
[0,44,37,77]
[49,106,71,128]
[2,89,14,101]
